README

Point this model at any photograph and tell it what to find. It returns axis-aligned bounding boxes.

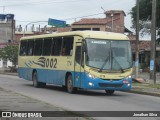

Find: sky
[1,0,150,39]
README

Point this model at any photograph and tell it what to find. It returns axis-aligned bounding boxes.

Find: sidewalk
[0,69,18,76]
[130,83,160,97]
[0,87,87,120]
[132,72,160,84]
[130,72,160,97]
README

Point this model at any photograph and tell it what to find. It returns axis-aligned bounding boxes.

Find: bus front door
[74,42,83,88]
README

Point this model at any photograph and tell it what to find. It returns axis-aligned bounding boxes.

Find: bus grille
[99,83,123,88]
[102,79,120,81]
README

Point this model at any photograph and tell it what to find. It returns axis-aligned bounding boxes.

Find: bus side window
[52,37,62,56]
[62,37,73,56]
[27,40,34,56]
[34,39,43,56]
[20,40,28,56]
[43,38,52,56]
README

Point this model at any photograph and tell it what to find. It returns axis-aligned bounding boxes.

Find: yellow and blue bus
[18,31,133,95]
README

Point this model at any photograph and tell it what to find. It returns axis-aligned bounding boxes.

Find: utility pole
[135,0,140,78]
[150,0,157,84]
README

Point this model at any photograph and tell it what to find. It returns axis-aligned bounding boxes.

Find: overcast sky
[1,0,151,40]
[1,0,136,29]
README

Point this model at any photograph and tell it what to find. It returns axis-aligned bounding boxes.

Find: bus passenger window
[62,37,73,56]
[43,38,52,56]
[20,40,28,56]
[34,39,43,56]
[27,40,34,56]
[52,37,62,56]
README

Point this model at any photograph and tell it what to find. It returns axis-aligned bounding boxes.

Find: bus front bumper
[82,72,132,91]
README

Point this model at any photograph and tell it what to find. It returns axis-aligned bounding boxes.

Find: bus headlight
[128,75,132,79]
[86,72,96,79]
[124,75,131,80]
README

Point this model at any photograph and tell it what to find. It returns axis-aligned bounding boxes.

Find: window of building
[92,28,100,31]
[34,39,43,56]
[62,37,74,56]
[72,28,91,31]
[27,40,34,56]
[43,38,52,56]
[52,37,62,56]
[20,40,28,56]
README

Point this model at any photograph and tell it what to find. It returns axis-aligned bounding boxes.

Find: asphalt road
[0,74,160,120]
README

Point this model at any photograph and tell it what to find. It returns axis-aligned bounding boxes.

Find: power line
[64,12,104,20]
[16,12,104,25]
[0,0,91,7]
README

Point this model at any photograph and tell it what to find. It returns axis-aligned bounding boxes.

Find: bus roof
[20,31,129,41]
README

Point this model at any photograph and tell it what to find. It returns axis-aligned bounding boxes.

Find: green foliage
[0,45,18,66]
[130,0,160,36]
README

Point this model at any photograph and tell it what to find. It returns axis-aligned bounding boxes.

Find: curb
[0,72,18,76]
[128,90,160,97]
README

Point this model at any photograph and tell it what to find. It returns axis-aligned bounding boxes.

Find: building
[15,31,35,41]
[71,10,129,33]
[0,14,15,43]
[131,40,160,72]
[39,10,132,34]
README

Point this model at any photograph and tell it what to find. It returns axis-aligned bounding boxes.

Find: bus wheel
[67,75,76,93]
[32,72,41,88]
[105,90,115,95]
[40,82,46,88]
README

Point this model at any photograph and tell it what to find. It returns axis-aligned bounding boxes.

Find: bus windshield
[86,39,132,71]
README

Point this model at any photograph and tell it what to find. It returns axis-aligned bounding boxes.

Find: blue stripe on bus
[18,67,132,90]
[18,67,69,86]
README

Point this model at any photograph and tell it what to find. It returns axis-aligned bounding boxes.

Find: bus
[18,31,133,95]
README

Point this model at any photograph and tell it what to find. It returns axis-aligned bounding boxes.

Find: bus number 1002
[45,58,57,68]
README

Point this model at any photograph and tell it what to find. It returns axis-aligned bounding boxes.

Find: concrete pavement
[0,87,87,120]
[0,72,159,120]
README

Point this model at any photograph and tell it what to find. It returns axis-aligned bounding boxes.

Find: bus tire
[40,82,46,88]
[67,75,76,93]
[32,71,41,88]
[105,90,115,95]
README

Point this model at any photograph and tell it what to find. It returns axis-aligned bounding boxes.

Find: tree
[130,0,160,38]
[0,45,18,67]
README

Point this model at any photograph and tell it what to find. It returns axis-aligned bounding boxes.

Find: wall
[0,21,15,43]
[71,25,106,31]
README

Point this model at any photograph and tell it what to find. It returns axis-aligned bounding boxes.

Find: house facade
[131,40,160,72]
[71,10,126,33]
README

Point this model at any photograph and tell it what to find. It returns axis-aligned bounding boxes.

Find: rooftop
[72,18,120,25]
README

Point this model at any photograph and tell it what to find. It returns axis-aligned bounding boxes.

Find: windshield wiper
[98,54,110,72]
[111,48,124,73]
